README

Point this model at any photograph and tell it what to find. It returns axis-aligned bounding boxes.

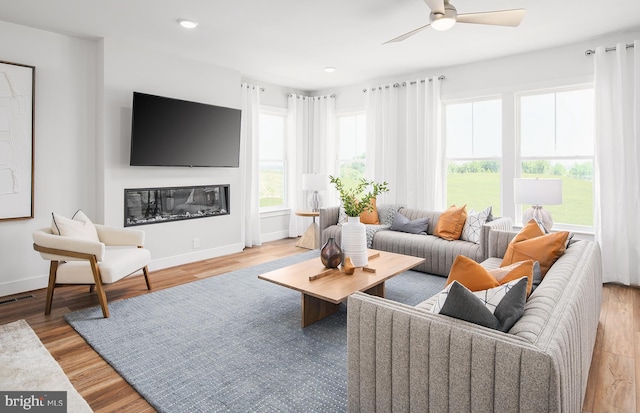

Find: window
[259,109,286,209]
[337,112,366,190]
[445,98,502,215]
[518,87,594,227]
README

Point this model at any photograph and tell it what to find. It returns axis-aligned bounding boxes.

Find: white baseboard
[147,243,245,271]
[261,230,290,244]
[0,275,49,298]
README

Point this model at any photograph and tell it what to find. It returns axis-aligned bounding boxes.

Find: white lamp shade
[514,178,562,206]
[302,174,327,191]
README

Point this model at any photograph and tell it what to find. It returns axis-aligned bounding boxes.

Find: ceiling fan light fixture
[178,19,198,29]
[430,4,457,31]
[431,16,455,31]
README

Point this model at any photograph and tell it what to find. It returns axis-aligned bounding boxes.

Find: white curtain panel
[286,94,336,237]
[594,41,640,285]
[240,83,261,247]
[365,77,444,210]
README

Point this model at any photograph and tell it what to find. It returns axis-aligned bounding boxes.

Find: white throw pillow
[460,206,492,244]
[51,210,100,242]
[337,205,348,225]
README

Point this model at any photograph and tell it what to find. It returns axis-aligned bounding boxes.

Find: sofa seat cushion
[56,247,151,284]
[372,230,482,276]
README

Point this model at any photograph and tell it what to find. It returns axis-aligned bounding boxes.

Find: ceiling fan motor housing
[430,3,458,30]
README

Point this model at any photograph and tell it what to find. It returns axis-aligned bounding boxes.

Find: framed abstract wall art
[0,60,35,221]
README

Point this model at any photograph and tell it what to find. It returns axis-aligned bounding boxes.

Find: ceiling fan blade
[457,9,526,27]
[383,24,431,44]
[423,0,445,14]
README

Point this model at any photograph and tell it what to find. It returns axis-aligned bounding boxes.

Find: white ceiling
[1,0,639,91]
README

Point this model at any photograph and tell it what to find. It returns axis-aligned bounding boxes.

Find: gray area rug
[65,250,446,412]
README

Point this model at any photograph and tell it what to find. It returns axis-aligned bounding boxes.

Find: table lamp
[302,173,327,212]
[513,178,562,231]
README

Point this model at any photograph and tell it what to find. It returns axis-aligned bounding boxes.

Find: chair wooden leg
[44,261,58,315]
[89,257,109,318]
[142,266,152,290]
[89,285,95,293]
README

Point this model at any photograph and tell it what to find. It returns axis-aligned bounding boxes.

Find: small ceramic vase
[320,237,342,269]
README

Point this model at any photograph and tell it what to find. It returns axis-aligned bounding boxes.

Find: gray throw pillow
[439,277,528,332]
[390,211,429,234]
[530,261,542,294]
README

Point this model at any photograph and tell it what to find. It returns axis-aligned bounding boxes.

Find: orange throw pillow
[446,255,535,296]
[502,219,544,263]
[434,205,467,240]
[359,197,380,224]
[501,219,569,277]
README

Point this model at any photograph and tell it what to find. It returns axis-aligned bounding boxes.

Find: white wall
[100,38,244,270]
[0,21,97,296]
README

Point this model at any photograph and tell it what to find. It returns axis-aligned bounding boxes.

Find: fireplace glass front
[124,184,229,227]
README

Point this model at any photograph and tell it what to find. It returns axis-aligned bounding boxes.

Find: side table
[295,210,320,249]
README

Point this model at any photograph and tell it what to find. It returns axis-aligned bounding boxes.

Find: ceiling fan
[384,0,526,44]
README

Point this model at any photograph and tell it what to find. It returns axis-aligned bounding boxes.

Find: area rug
[65,250,446,412]
[0,319,93,412]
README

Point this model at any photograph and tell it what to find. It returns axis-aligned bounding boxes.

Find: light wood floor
[0,238,637,412]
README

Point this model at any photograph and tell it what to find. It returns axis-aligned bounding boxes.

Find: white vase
[341,216,368,267]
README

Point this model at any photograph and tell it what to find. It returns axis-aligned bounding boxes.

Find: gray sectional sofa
[346,229,603,412]
[319,205,513,276]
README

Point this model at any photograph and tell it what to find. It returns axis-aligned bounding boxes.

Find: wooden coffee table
[258,249,425,327]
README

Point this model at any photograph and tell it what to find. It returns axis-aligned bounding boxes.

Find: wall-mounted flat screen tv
[130,92,241,167]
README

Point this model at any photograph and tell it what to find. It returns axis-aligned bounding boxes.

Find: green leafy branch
[329,175,389,217]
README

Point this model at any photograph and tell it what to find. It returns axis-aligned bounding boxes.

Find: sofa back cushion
[509,241,601,344]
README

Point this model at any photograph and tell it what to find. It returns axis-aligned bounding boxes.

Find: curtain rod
[362,75,445,93]
[240,84,265,92]
[286,93,336,99]
[585,43,634,56]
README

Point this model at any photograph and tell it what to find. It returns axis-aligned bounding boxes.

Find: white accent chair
[32,224,152,318]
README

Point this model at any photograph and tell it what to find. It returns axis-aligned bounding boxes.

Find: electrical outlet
[193,238,200,249]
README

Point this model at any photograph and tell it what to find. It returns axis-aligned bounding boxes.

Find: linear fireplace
[124,184,229,227]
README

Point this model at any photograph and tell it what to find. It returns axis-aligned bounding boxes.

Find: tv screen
[130,92,241,167]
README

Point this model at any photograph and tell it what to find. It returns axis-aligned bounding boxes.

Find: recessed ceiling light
[324,67,336,73]
[178,19,198,29]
